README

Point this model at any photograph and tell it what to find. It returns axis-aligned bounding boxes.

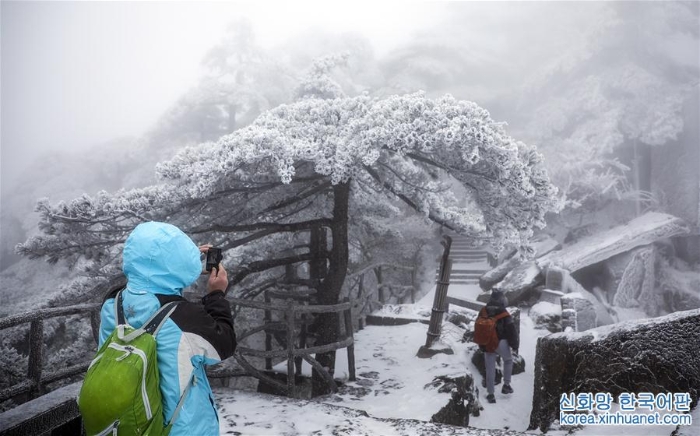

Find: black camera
[205,247,223,272]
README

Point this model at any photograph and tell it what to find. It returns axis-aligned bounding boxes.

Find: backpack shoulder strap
[118,300,180,343]
[143,302,180,336]
[114,290,128,326]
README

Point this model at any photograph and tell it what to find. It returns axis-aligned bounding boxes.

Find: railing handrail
[233,295,356,398]
[1,294,356,403]
[0,303,102,403]
[0,303,101,330]
[228,297,350,313]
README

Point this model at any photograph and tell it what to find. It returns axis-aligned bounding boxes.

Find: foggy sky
[0,1,440,196]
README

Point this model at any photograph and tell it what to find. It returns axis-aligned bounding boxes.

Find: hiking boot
[502,384,514,394]
[486,394,496,404]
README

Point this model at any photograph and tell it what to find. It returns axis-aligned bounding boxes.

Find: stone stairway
[438,234,492,311]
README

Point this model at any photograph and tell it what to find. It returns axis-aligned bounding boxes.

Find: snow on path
[215,320,530,435]
[467,309,549,432]
[417,282,484,306]
[214,292,694,435]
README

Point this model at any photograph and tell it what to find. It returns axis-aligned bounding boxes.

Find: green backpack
[78,291,187,436]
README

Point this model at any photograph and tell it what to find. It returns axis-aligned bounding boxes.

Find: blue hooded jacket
[98,222,236,436]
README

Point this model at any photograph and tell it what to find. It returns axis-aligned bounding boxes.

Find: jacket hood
[122,222,201,296]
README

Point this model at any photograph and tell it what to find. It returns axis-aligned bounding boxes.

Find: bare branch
[226,251,328,290]
[363,164,457,232]
[191,218,333,235]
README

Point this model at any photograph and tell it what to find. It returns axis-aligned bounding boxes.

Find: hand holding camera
[199,246,228,294]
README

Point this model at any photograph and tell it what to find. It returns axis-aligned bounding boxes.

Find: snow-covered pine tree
[19,58,560,390]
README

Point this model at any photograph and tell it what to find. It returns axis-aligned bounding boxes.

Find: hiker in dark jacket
[480,289,519,404]
[98,222,236,435]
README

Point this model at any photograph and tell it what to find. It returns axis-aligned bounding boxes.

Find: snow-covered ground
[213,296,694,435]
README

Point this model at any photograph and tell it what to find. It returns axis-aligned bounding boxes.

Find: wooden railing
[229,295,356,398]
[0,291,357,436]
[0,304,101,403]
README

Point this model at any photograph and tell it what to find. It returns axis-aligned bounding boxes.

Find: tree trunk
[312,182,350,395]
[309,226,327,281]
[375,266,384,303]
[410,245,422,304]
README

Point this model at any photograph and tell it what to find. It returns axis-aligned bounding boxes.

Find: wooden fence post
[265,291,272,370]
[424,259,452,348]
[296,314,307,377]
[342,299,356,382]
[286,306,296,398]
[418,235,454,358]
[27,319,44,399]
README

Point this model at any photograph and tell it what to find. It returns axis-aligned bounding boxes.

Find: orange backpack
[473,308,510,352]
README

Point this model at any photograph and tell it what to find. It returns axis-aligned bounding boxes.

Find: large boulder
[480,235,560,293]
[546,266,614,329]
[612,245,657,312]
[494,261,543,305]
[560,294,596,331]
[529,308,700,432]
[479,256,521,292]
[529,301,562,333]
[538,212,689,273]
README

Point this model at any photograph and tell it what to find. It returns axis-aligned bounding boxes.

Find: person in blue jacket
[98,221,237,435]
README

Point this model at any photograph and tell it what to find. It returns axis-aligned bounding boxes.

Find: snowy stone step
[450,281,480,285]
[436,277,483,283]
[436,269,487,274]
[450,270,484,278]
[450,277,482,282]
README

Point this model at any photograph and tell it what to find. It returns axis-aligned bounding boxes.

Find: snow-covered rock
[560,293,596,331]
[537,212,689,272]
[529,308,700,432]
[492,261,543,305]
[478,234,559,293]
[562,276,615,329]
[529,301,562,333]
[479,256,521,292]
[612,245,656,312]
